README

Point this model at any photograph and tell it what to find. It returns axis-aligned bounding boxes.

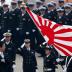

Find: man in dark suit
[2,32,16,72]
[18,39,38,72]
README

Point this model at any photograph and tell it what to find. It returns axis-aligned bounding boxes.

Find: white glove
[16,28,20,31]
[1,59,5,63]
[12,64,16,69]
[36,69,39,72]
[56,58,61,62]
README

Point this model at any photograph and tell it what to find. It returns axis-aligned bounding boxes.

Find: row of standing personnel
[0,1,46,50]
[0,0,72,48]
[0,34,72,72]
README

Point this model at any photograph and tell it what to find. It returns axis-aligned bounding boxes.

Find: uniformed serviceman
[39,6,46,17]
[36,0,42,8]
[56,7,65,25]
[2,32,16,72]
[17,0,23,9]
[17,5,27,47]
[43,2,56,21]
[27,2,35,11]
[9,0,21,48]
[58,0,64,9]
[1,3,10,34]
[64,3,72,25]
[19,3,45,51]
[43,46,57,72]
[18,39,38,72]
[0,41,6,72]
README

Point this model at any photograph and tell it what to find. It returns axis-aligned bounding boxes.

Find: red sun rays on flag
[26,7,72,56]
[40,24,55,44]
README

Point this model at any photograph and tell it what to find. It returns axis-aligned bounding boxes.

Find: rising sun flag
[25,6,72,56]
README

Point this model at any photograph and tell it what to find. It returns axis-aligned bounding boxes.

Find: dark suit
[18,47,37,72]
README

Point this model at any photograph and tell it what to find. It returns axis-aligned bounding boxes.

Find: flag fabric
[25,7,72,56]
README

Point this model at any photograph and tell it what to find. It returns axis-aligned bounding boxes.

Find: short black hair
[0,41,4,48]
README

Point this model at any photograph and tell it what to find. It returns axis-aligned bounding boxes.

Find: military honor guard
[64,3,72,25]
[58,0,64,8]
[2,32,16,72]
[17,0,23,9]
[18,39,38,72]
[56,7,65,25]
[43,45,57,72]
[9,0,21,48]
[36,0,42,8]
[43,2,56,21]
[1,2,10,34]
[39,6,46,17]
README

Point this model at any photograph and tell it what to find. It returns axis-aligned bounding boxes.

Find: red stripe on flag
[52,23,61,31]
[54,44,70,56]
[55,29,72,34]
[54,42,72,52]
[55,37,72,41]
[26,7,40,27]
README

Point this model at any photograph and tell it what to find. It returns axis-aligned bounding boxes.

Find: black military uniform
[56,8,65,25]
[0,3,10,34]
[9,1,21,48]
[18,39,37,72]
[43,47,57,72]
[58,0,64,9]
[43,2,57,21]
[3,32,16,72]
[39,6,46,17]
[64,4,72,25]
[18,5,45,50]
[36,0,42,8]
